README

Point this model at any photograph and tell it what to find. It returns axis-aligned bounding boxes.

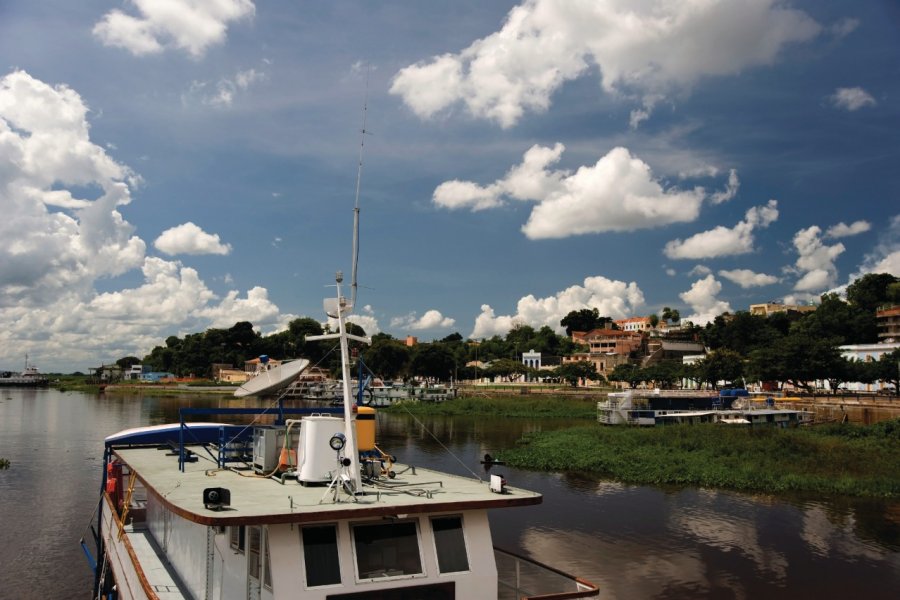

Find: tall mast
[350,67,370,309]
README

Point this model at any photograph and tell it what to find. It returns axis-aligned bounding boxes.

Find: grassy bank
[498,419,900,497]
[384,395,598,419]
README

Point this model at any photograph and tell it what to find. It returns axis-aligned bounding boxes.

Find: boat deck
[113,445,540,526]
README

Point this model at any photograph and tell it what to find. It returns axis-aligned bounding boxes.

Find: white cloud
[664,200,778,259]
[665,268,677,277]
[436,145,730,239]
[154,222,232,256]
[825,220,871,239]
[718,269,779,288]
[470,275,644,339]
[391,0,821,127]
[789,225,845,292]
[688,265,712,277]
[830,18,860,39]
[679,275,732,325]
[709,169,740,205]
[327,305,380,337]
[849,214,900,279]
[391,309,456,331]
[93,0,255,58]
[188,68,265,108]
[0,69,294,372]
[830,87,876,111]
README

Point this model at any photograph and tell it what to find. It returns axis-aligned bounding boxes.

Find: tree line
[125,272,899,391]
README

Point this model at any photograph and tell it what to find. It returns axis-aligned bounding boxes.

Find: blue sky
[1,1,898,373]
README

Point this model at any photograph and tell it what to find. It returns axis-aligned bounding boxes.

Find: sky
[1,1,899,373]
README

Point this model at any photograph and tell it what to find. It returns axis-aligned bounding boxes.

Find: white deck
[113,445,540,525]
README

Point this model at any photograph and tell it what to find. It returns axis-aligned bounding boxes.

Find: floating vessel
[597,388,810,426]
[82,274,598,599]
[0,355,49,387]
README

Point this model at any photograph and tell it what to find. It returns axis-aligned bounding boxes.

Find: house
[876,306,900,342]
[614,316,653,333]
[749,302,816,317]
[565,328,644,380]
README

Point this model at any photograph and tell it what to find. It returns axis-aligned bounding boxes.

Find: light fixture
[329,432,346,451]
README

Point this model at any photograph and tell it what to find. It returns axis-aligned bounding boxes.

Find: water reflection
[0,390,898,600]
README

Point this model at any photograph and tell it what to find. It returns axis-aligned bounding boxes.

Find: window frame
[350,518,426,583]
[229,525,245,554]
[430,514,470,575]
[300,523,343,589]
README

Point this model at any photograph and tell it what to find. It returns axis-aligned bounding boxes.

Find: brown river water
[0,388,898,599]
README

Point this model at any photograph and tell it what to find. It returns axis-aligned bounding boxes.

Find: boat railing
[495,547,599,599]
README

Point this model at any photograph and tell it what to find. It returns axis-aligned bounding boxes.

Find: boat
[597,388,810,427]
[82,282,598,599]
[0,355,49,387]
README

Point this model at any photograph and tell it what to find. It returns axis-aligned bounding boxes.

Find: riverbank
[498,419,900,498]
[385,394,598,418]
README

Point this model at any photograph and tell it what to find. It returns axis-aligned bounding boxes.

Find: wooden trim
[103,492,161,600]
[113,450,540,527]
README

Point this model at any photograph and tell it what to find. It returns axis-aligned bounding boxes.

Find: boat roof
[112,444,541,526]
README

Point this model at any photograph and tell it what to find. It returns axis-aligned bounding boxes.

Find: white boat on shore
[83,274,598,599]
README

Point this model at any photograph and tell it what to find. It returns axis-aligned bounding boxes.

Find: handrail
[494,546,599,599]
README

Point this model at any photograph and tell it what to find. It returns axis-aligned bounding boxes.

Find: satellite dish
[234,358,310,398]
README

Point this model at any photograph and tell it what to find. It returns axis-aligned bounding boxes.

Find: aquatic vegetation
[0,458,10,470]
[499,419,900,498]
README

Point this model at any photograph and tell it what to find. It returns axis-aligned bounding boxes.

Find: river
[0,388,898,599]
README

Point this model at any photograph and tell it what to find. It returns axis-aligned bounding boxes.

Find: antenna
[350,66,371,309]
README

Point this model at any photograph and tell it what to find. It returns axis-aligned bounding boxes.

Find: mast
[350,67,370,309]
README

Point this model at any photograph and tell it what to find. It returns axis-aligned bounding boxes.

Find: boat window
[230,526,245,553]
[248,526,261,580]
[263,527,273,591]
[352,521,423,580]
[431,516,469,573]
[302,525,342,587]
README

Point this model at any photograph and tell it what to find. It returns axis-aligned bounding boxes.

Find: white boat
[83,274,598,600]
[234,357,312,398]
[0,355,49,387]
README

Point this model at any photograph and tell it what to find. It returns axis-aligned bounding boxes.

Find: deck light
[329,432,346,451]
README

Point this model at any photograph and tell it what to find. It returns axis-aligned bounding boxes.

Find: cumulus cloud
[718,269,779,288]
[391,310,456,331]
[0,69,290,371]
[93,0,255,58]
[849,215,900,279]
[154,222,232,256]
[830,87,876,111]
[788,225,845,292]
[679,275,732,325]
[327,305,381,337]
[470,275,644,339]
[664,200,779,259]
[709,169,740,205]
[391,0,821,127]
[434,145,737,239]
[688,265,712,277]
[825,220,870,239]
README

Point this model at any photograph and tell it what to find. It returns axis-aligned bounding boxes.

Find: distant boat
[233,356,311,397]
[0,355,49,387]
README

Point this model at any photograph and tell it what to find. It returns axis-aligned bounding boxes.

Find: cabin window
[230,526,245,553]
[352,521,423,580]
[248,526,261,580]
[263,527,273,590]
[430,516,469,573]
[302,525,342,587]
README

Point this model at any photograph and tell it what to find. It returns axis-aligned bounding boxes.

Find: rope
[395,402,483,482]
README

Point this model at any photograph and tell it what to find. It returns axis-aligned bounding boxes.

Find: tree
[846,273,899,313]
[560,308,614,335]
[874,348,900,395]
[363,339,410,380]
[792,293,877,345]
[409,344,456,381]
[440,332,463,343]
[696,349,744,389]
[607,363,642,388]
[487,358,528,382]
[661,307,680,324]
[116,356,141,369]
[555,361,601,387]
[648,314,660,328]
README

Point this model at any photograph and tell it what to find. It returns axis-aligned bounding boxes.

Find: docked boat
[598,388,810,427]
[0,355,49,387]
[82,274,599,599]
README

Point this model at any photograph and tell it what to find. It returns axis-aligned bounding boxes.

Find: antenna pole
[350,67,370,309]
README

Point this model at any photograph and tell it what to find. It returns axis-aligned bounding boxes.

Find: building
[876,306,900,342]
[644,340,706,366]
[123,364,144,381]
[565,328,644,380]
[749,302,816,317]
[405,336,418,347]
[614,316,653,333]
[217,369,251,384]
[837,341,900,392]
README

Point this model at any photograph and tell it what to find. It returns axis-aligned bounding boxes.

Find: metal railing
[495,547,599,599]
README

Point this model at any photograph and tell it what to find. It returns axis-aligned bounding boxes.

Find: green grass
[383,395,598,418]
[498,419,900,498]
